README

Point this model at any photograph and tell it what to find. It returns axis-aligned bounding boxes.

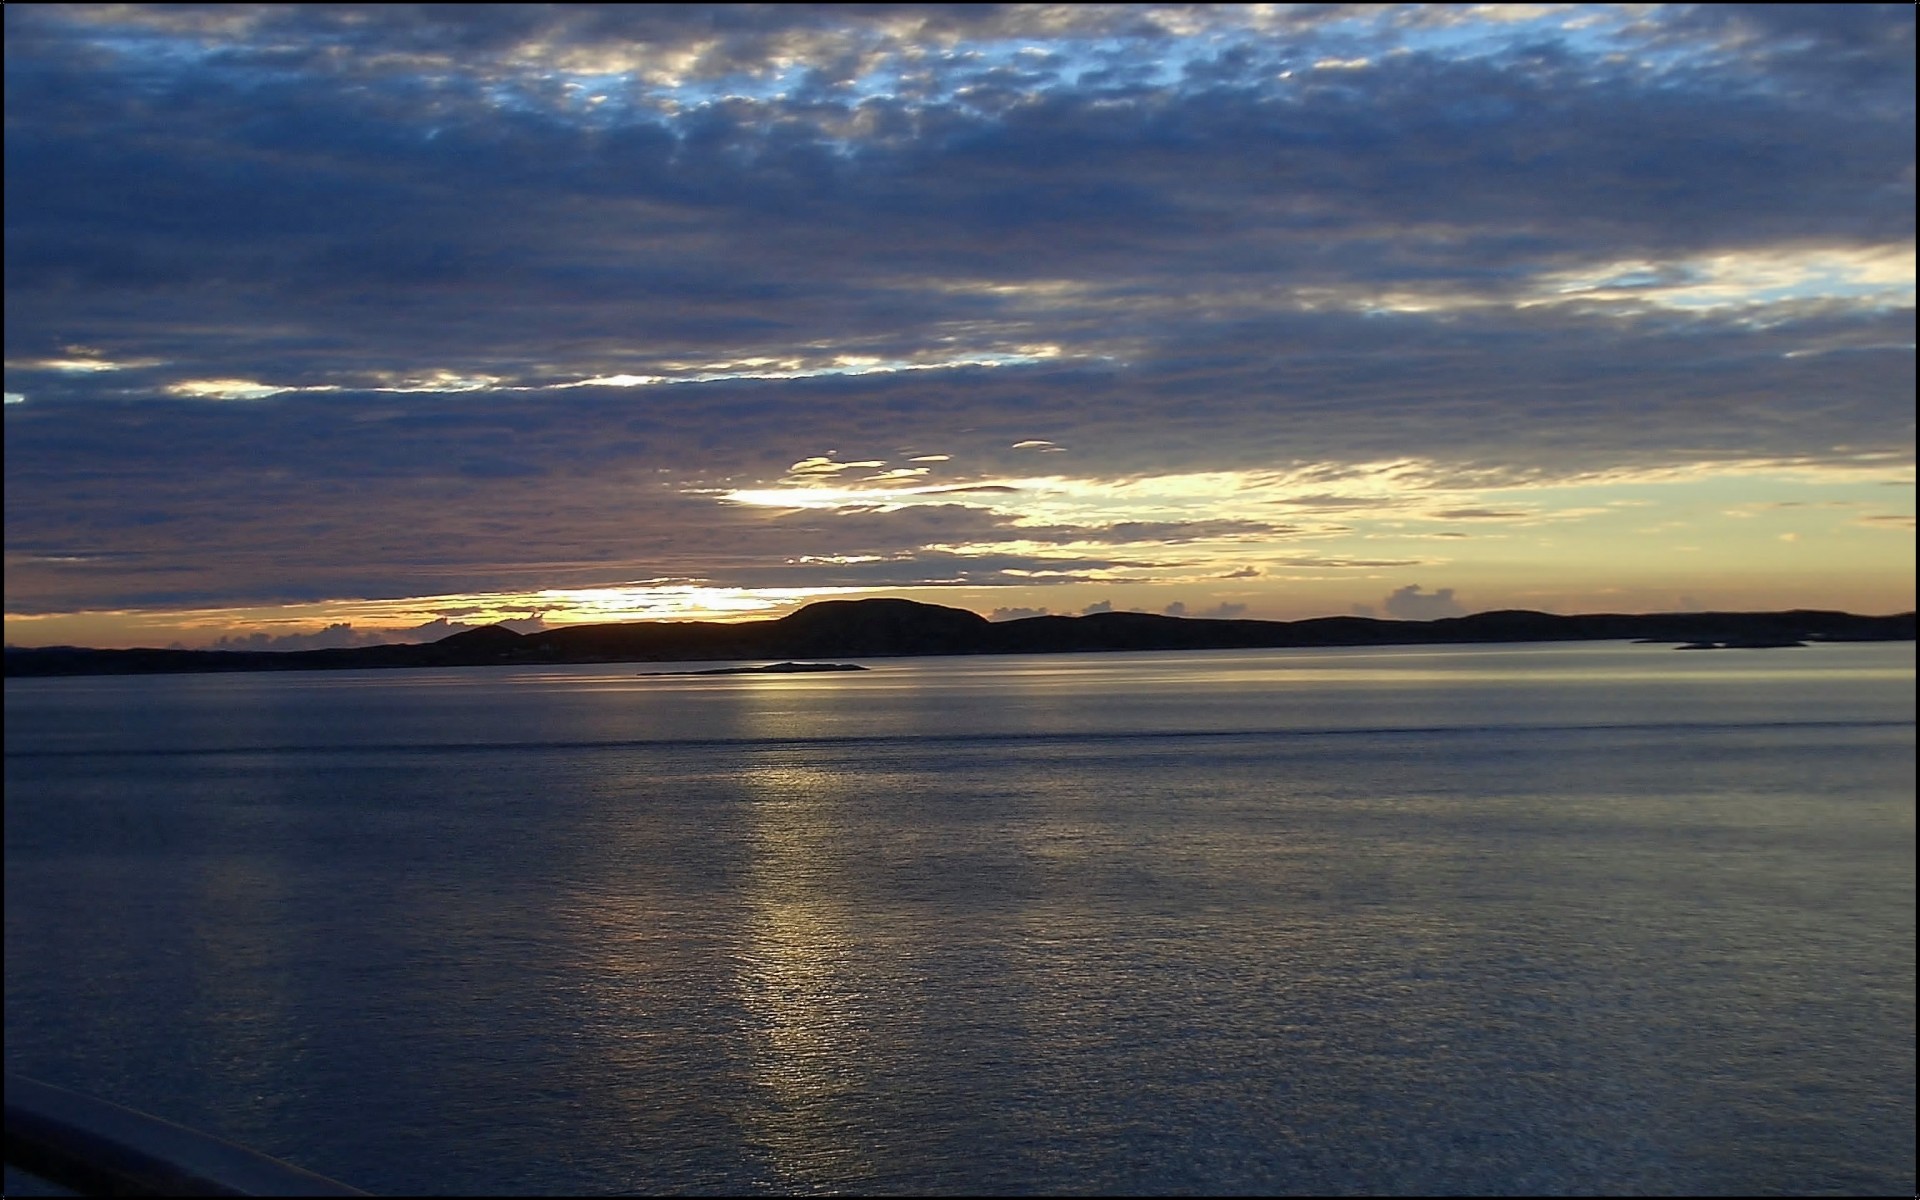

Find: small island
[640,662,870,676]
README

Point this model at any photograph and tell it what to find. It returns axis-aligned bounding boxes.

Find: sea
[4,641,1914,1196]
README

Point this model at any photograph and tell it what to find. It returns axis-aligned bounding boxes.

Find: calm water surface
[5,642,1914,1195]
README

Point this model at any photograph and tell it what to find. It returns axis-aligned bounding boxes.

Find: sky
[4,3,1914,651]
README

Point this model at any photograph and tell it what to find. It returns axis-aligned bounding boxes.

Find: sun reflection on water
[734,755,885,1189]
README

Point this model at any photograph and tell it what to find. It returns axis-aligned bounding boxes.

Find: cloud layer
[4,4,1913,636]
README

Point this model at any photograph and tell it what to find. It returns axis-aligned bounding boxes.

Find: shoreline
[7,598,1913,679]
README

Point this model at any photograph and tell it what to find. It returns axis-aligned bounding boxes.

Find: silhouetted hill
[433,624,525,650]
[5,599,1912,677]
[771,598,990,656]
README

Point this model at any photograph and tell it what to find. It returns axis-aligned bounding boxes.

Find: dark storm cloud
[4,4,1913,615]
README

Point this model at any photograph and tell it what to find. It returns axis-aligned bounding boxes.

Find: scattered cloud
[989,606,1051,622]
[1383,584,1467,620]
[209,622,386,652]
[1426,508,1536,521]
[204,614,547,651]
[1163,600,1248,619]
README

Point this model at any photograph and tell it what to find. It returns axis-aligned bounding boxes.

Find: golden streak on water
[738,758,882,1187]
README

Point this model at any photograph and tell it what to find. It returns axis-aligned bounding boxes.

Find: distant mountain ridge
[5,598,1913,677]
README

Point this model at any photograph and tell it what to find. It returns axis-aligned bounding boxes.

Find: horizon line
[7,597,1917,656]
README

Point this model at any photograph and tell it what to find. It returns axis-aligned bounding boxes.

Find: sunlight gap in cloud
[554,348,1059,390]
[164,378,309,401]
[44,2,1714,144]
[1307,242,1917,317]
[723,465,1433,528]
[8,453,1908,646]
[1,583,878,647]
[6,353,167,373]
[1534,243,1917,312]
[126,349,1065,405]
[368,370,506,393]
[522,582,869,621]
[721,458,1917,547]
